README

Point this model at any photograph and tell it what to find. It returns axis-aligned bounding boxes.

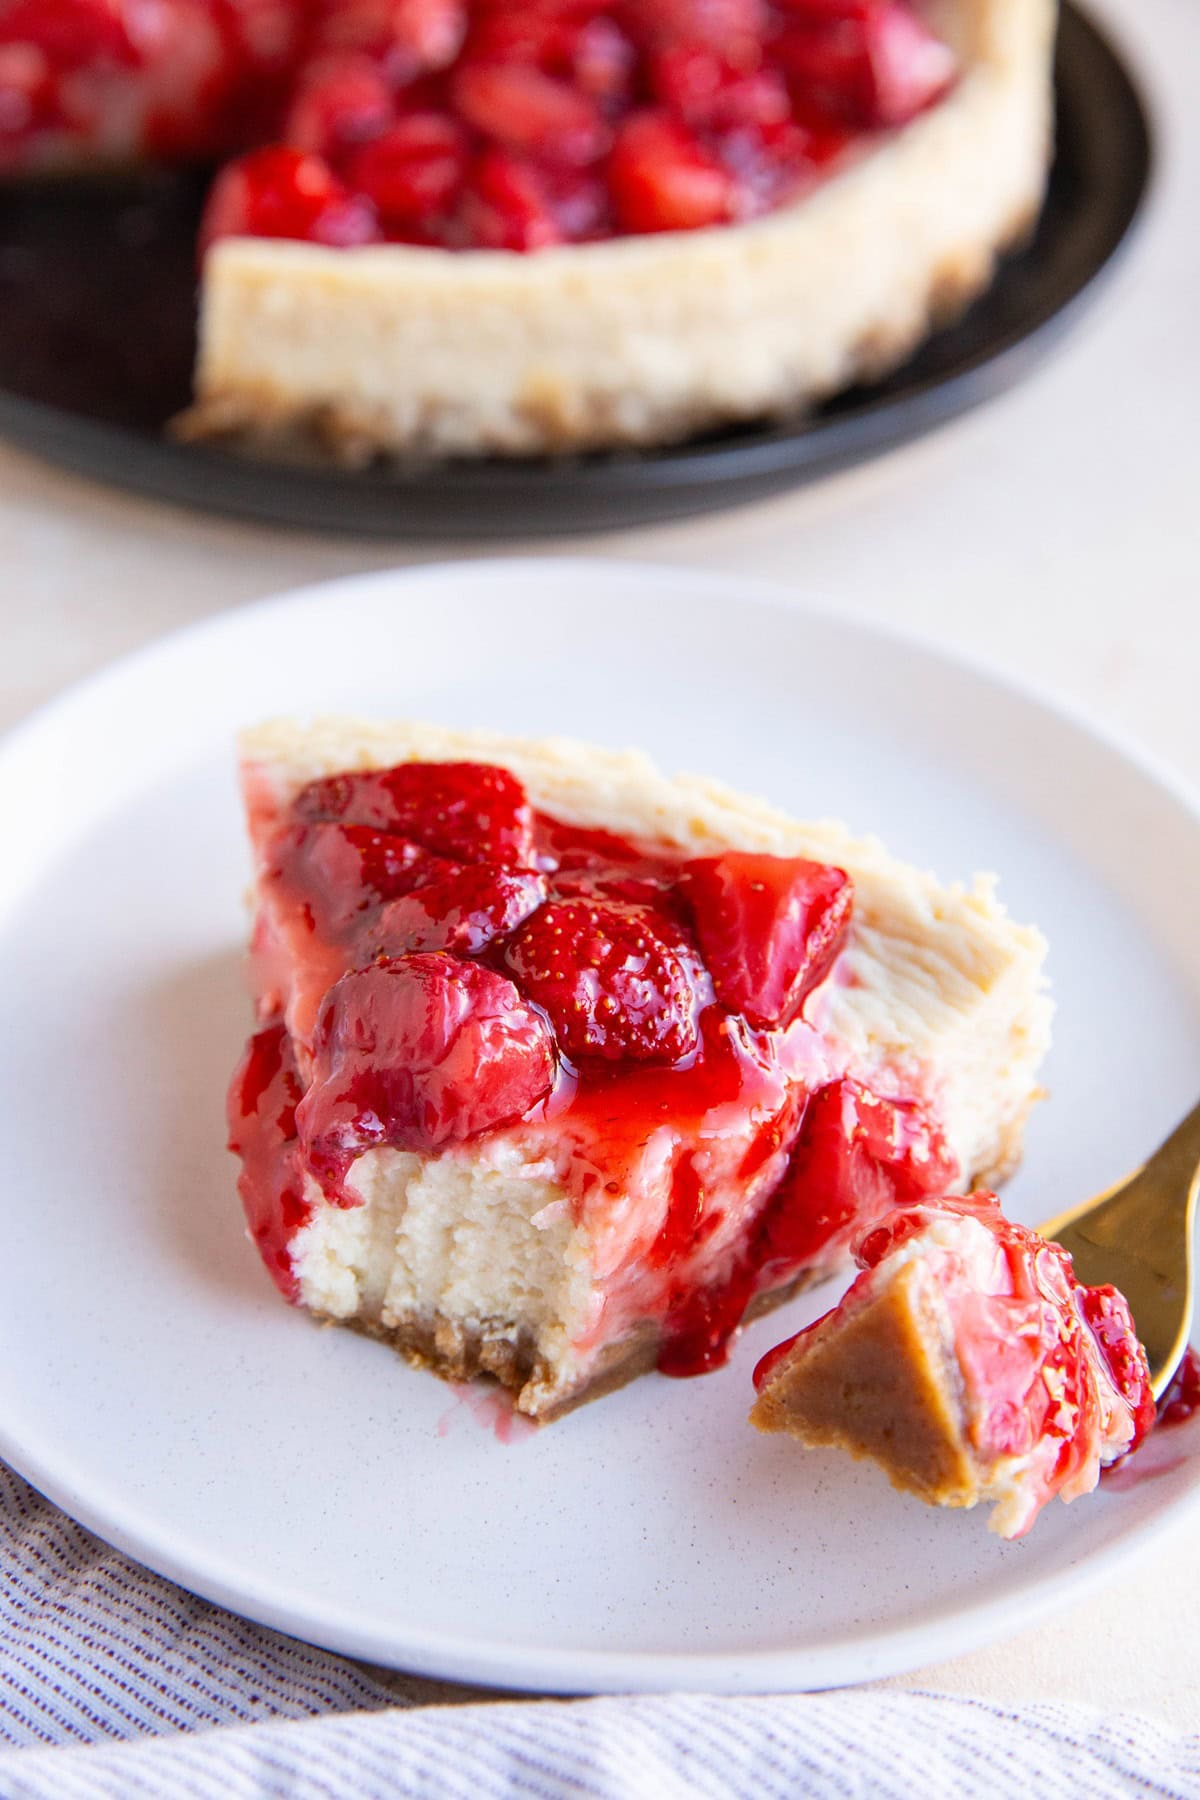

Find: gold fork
[1039,1099,1200,1399]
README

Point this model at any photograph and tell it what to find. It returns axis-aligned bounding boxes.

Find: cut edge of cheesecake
[182,0,1057,460]
[234,717,1053,1419]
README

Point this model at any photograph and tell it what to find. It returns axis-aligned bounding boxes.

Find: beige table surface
[2,0,1197,1736]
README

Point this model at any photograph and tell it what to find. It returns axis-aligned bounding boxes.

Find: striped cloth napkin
[1,1462,1197,1799]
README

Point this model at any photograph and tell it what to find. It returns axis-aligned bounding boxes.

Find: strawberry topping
[297,952,558,1195]
[275,821,455,932]
[369,862,546,957]
[1,0,957,247]
[504,897,702,1064]
[0,0,957,239]
[294,759,536,865]
[680,850,852,1029]
[763,1075,957,1274]
[198,144,381,253]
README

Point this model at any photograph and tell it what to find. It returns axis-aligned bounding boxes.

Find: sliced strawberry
[776,1,954,129]
[314,0,467,77]
[863,1,956,126]
[298,953,557,1194]
[1156,1347,1200,1429]
[774,15,875,120]
[275,821,455,934]
[774,0,877,17]
[369,863,547,957]
[505,897,701,1063]
[199,146,381,254]
[293,760,536,866]
[346,111,470,231]
[1078,1286,1156,1445]
[650,44,789,130]
[680,851,852,1029]
[283,53,394,158]
[463,3,633,99]
[763,1076,957,1273]
[0,0,134,69]
[630,0,768,58]
[458,146,563,249]
[452,60,609,166]
[0,42,60,138]
[386,0,469,74]
[607,110,734,233]
[571,14,636,102]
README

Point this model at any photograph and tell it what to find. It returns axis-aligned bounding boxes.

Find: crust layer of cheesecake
[185,0,1056,460]
[750,1256,979,1503]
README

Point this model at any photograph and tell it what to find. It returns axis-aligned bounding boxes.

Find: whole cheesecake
[189,0,1057,457]
[0,0,1057,458]
[227,720,1052,1418]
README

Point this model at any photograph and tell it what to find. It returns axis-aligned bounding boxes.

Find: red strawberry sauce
[228,757,958,1375]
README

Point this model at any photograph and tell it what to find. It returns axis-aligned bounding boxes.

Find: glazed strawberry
[570,14,636,101]
[298,953,557,1194]
[777,1,954,129]
[0,42,61,139]
[505,897,701,1063]
[863,2,957,126]
[369,863,546,957]
[680,851,852,1028]
[0,0,133,68]
[452,60,609,166]
[1156,1347,1200,1428]
[276,821,455,934]
[294,760,536,865]
[314,0,467,76]
[283,54,394,158]
[608,110,734,233]
[633,0,768,55]
[464,5,634,100]
[199,146,381,255]
[346,113,470,233]
[763,1076,957,1272]
[458,147,563,249]
[1079,1286,1158,1441]
[649,45,789,130]
[388,0,469,72]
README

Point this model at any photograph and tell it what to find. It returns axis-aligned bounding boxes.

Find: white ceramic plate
[2,558,1198,1696]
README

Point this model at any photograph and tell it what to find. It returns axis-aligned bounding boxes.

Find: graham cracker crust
[329,1265,830,1423]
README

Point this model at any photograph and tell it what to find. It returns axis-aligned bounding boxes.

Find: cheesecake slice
[227,720,1051,1418]
[750,1192,1154,1535]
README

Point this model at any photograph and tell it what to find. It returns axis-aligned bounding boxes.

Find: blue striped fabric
[1,1463,1198,1798]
